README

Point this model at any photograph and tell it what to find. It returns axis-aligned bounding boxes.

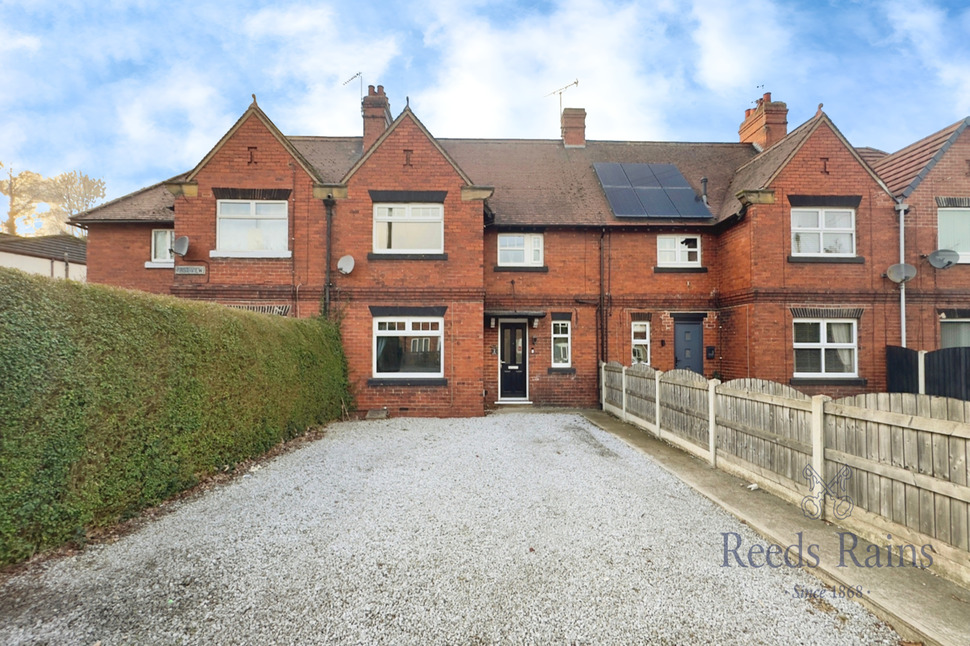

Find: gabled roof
[871,118,970,198]
[340,107,476,187]
[71,179,178,224]
[723,112,892,217]
[0,233,87,263]
[442,139,755,226]
[185,99,323,185]
[855,146,888,166]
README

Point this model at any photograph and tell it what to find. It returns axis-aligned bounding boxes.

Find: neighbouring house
[0,233,87,281]
[71,88,970,416]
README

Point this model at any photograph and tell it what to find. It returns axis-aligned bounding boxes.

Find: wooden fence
[601,361,970,586]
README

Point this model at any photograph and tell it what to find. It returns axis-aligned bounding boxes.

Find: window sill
[493,265,549,272]
[368,253,448,261]
[209,250,292,259]
[790,377,867,387]
[787,255,864,264]
[653,266,708,273]
[548,367,576,375]
[367,378,448,387]
[144,261,174,269]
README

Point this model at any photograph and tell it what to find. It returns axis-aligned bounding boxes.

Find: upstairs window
[498,233,544,266]
[215,200,289,256]
[373,203,444,254]
[793,319,857,377]
[373,317,444,378]
[149,229,174,266]
[941,319,970,348]
[657,235,700,267]
[791,208,855,257]
[938,208,970,263]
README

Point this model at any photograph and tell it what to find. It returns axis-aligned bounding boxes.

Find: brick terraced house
[72,88,970,416]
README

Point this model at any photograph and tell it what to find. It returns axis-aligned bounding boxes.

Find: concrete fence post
[918,350,927,395]
[599,362,605,407]
[708,379,720,467]
[811,394,829,520]
[621,365,628,422]
[655,370,662,437]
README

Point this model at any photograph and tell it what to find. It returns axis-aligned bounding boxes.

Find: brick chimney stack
[739,92,788,150]
[362,85,392,151]
[561,107,586,148]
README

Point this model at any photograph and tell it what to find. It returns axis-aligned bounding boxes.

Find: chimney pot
[739,92,788,151]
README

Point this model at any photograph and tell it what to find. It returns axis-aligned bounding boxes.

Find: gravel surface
[1,413,900,645]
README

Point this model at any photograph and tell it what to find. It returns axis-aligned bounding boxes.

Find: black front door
[499,322,528,399]
[674,320,703,374]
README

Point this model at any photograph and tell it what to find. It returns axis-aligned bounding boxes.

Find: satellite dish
[337,255,355,275]
[886,263,917,283]
[171,236,189,257]
[927,249,959,269]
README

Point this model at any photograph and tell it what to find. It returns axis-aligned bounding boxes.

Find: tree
[0,165,105,237]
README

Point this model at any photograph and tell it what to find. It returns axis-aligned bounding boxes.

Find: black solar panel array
[593,162,711,219]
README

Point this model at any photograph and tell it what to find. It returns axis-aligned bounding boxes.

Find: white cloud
[688,0,791,95]
[413,0,682,140]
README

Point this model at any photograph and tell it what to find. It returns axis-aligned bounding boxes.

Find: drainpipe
[896,201,909,347]
[324,196,336,317]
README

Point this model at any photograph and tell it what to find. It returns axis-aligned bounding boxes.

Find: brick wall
[86,223,174,294]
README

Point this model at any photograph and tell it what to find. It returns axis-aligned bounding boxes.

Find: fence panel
[926,347,970,401]
[603,362,623,412]
[828,393,970,552]
[716,379,812,489]
[659,369,710,449]
[886,345,919,394]
[626,364,657,425]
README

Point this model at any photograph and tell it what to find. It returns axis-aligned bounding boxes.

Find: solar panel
[593,162,711,219]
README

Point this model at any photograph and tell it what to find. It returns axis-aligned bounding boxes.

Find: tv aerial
[546,79,579,113]
[927,249,959,269]
[885,263,916,283]
[343,72,363,100]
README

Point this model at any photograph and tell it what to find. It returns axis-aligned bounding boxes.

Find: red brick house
[72,88,970,415]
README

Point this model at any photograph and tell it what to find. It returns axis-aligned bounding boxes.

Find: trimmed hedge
[0,268,350,565]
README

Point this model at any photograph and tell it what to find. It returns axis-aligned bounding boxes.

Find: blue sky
[2,0,970,228]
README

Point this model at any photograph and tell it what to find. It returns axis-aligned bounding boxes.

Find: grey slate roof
[0,233,87,263]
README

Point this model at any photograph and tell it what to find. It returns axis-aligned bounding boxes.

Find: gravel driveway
[1,413,899,645]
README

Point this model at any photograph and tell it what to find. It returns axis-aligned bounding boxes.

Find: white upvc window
[498,233,544,266]
[938,208,970,263]
[373,203,444,254]
[793,318,857,377]
[373,317,444,378]
[941,319,970,348]
[214,200,290,257]
[552,320,571,367]
[657,235,700,266]
[632,321,650,365]
[146,229,174,267]
[791,208,855,256]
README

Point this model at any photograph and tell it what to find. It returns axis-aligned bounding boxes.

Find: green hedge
[0,268,350,565]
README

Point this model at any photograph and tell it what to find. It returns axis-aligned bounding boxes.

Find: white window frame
[632,321,650,365]
[551,320,571,367]
[791,208,856,257]
[941,319,970,348]
[657,235,701,267]
[793,318,858,378]
[373,316,444,378]
[937,208,970,263]
[498,233,544,267]
[373,203,444,254]
[146,229,174,268]
[212,199,291,258]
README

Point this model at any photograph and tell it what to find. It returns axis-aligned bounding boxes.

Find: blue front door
[674,320,703,374]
